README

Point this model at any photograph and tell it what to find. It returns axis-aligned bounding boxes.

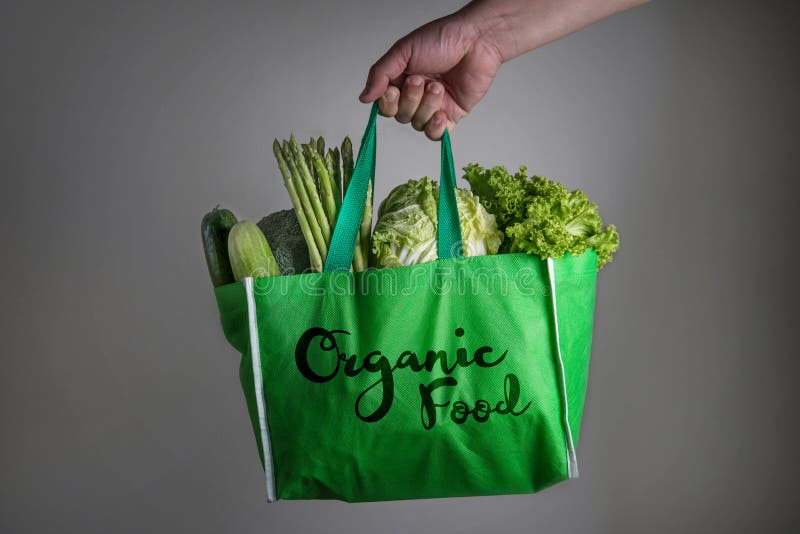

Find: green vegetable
[201,206,238,287]
[289,135,331,245]
[316,137,325,160]
[341,137,354,195]
[463,164,619,269]
[257,210,312,275]
[273,140,324,271]
[463,165,531,231]
[228,220,280,280]
[371,177,503,268]
[282,140,328,259]
[305,144,338,227]
[272,134,367,272]
[359,179,373,264]
[329,147,342,203]
[325,150,341,212]
[305,137,318,188]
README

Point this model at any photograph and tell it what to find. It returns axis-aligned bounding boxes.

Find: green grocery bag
[214,104,598,502]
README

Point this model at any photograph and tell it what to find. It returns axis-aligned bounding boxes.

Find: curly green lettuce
[463,164,619,269]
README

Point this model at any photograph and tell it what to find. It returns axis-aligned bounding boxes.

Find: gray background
[2,1,798,532]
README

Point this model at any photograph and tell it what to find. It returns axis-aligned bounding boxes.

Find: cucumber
[228,220,280,280]
[201,206,238,287]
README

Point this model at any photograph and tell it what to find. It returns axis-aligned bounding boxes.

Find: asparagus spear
[341,137,354,194]
[288,135,331,246]
[283,144,328,260]
[305,144,337,228]
[284,139,329,258]
[330,147,342,202]
[273,140,323,272]
[360,179,373,266]
[305,137,318,190]
[325,150,341,213]
[313,137,328,196]
[352,233,366,272]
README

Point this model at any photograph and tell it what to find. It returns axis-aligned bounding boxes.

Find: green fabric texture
[437,130,462,259]
[214,105,598,502]
[215,251,597,502]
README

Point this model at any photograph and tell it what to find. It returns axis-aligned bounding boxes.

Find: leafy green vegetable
[463,164,619,269]
[463,164,531,230]
[372,177,503,268]
[257,209,311,275]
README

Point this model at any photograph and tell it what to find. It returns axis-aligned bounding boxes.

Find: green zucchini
[228,220,280,280]
[201,206,238,287]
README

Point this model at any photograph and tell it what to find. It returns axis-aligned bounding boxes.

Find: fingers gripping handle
[323,103,463,272]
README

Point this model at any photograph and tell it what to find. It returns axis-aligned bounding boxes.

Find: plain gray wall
[2,1,798,532]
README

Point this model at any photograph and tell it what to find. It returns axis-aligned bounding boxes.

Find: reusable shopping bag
[215,104,597,502]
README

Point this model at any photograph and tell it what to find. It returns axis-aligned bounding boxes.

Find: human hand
[359,0,649,140]
[359,13,502,140]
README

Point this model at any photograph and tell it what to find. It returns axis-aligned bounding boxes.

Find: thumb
[359,40,411,103]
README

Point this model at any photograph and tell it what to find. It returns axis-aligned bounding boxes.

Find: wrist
[457,0,536,63]
[458,0,650,64]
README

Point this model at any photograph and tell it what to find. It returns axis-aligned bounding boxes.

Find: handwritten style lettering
[294,326,530,428]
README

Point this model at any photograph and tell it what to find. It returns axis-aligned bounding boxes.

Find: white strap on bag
[244,277,278,502]
[546,258,579,479]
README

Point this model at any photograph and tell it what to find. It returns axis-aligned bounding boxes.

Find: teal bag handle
[323,102,463,272]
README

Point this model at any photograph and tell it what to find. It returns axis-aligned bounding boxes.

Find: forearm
[458,0,649,62]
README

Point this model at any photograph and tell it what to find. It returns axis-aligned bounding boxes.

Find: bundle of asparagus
[272,135,372,272]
